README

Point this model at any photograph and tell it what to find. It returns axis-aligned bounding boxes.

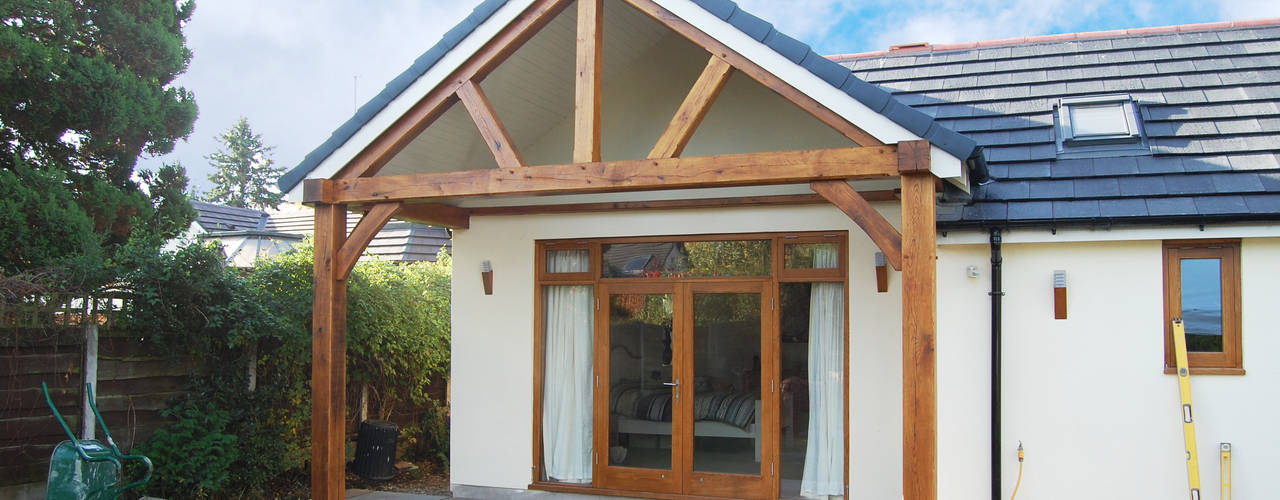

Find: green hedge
[120,240,451,498]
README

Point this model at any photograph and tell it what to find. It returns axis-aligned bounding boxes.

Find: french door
[594,280,776,499]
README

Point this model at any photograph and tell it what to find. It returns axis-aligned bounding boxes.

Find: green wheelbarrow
[42,382,153,500]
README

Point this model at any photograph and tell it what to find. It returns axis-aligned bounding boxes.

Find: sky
[142,0,1280,193]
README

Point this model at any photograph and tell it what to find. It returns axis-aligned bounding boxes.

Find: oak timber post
[312,203,348,500]
[899,140,937,500]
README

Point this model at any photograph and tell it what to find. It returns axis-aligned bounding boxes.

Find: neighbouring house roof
[190,202,452,263]
[278,0,981,195]
[835,19,1280,228]
[192,200,271,232]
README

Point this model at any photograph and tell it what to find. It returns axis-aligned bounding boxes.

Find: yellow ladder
[1220,442,1231,500]
[1171,319,1201,500]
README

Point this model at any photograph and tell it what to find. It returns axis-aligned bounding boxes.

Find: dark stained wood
[876,262,889,293]
[470,191,898,217]
[897,140,931,175]
[395,202,471,229]
[810,180,903,271]
[308,147,899,204]
[1053,287,1067,319]
[311,203,348,500]
[899,173,937,500]
[574,0,603,163]
[336,202,402,281]
[457,80,525,169]
[333,0,573,179]
[623,0,884,147]
[649,56,734,159]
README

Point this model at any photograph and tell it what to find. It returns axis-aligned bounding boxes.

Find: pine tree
[203,118,285,210]
[0,0,199,283]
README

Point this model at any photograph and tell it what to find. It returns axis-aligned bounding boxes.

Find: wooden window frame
[531,231,850,498]
[1162,239,1243,375]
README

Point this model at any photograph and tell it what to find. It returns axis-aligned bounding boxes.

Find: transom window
[1162,239,1243,374]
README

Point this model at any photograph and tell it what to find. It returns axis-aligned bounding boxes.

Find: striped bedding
[610,383,756,430]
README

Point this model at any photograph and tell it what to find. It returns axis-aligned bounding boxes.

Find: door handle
[663,380,680,402]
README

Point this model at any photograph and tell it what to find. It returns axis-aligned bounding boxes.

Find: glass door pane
[606,291,675,471]
[691,292,763,474]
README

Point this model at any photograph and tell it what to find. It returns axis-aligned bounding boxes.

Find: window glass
[1180,258,1223,353]
[601,240,770,278]
[1069,104,1129,137]
[547,249,590,273]
[784,243,839,269]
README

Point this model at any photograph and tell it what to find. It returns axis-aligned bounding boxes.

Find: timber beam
[900,168,938,500]
[335,202,401,280]
[397,202,472,229]
[649,55,734,159]
[304,146,898,204]
[457,80,525,169]
[811,180,903,270]
[573,0,603,163]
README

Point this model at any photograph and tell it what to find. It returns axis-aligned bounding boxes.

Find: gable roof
[279,0,980,195]
[836,19,1280,228]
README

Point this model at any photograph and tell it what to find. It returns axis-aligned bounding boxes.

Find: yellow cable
[1009,442,1024,500]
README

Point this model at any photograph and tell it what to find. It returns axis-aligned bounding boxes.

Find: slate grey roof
[192,200,270,233]
[280,0,980,194]
[838,22,1280,228]
[192,202,452,263]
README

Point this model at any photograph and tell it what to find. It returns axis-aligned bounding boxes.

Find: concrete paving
[346,489,448,500]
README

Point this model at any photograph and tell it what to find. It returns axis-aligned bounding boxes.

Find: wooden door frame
[594,281,684,495]
[681,280,775,500]
[530,232,849,499]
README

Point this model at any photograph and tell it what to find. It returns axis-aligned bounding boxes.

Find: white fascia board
[938,223,1280,245]
[653,0,964,183]
[284,0,538,202]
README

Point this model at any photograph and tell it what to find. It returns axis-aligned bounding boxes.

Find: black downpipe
[990,228,1004,500]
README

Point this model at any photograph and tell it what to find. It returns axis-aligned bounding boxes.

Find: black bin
[353,419,398,480]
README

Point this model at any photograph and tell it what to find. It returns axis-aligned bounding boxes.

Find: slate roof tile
[1053,200,1101,218]
[1099,198,1149,217]
[1211,172,1266,192]
[1181,155,1234,172]
[1261,172,1280,191]
[1052,159,1095,178]
[1028,179,1074,198]
[1194,195,1250,214]
[1118,176,1167,196]
[1007,201,1054,219]
[1093,157,1140,176]
[1136,156,1185,174]
[1006,161,1051,179]
[1243,194,1280,212]
[1164,174,1217,195]
[1146,197,1198,216]
[963,202,1009,220]
[1074,177,1121,197]
[1228,153,1280,170]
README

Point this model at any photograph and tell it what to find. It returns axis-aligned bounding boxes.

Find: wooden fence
[0,294,183,486]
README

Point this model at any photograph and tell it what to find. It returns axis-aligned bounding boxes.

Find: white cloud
[866,0,1106,50]
[1214,0,1280,19]
[734,0,857,42]
[144,1,477,191]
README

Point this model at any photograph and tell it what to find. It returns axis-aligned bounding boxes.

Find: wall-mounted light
[1053,270,1067,319]
[875,252,888,293]
[481,260,494,295]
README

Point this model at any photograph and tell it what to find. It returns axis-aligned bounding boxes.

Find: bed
[610,384,762,462]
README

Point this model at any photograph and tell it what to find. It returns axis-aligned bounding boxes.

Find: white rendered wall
[450,203,906,498]
[936,236,1280,500]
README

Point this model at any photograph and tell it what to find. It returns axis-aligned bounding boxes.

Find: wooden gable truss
[304,1,940,499]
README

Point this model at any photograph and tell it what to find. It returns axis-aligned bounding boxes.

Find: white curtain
[542,250,593,483]
[802,245,845,498]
